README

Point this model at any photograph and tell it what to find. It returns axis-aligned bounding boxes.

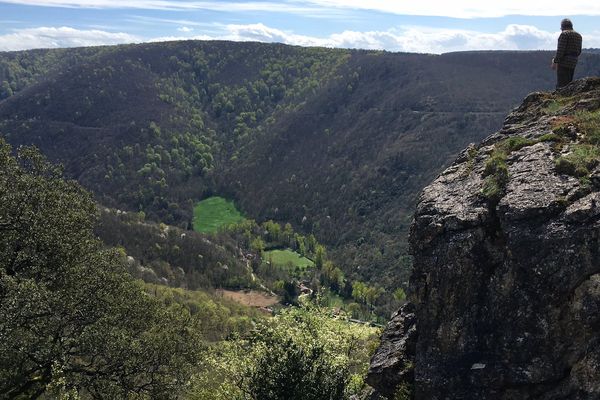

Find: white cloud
[186,23,572,53]
[2,23,599,53]
[0,0,321,13]
[305,0,600,18]
[128,16,218,27]
[3,0,600,18]
[148,34,212,42]
[0,26,139,51]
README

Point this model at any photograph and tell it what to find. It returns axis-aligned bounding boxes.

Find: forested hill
[1,41,599,289]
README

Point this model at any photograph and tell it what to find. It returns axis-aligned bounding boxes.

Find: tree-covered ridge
[3,41,600,295]
[0,46,110,100]
[0,41,351,226]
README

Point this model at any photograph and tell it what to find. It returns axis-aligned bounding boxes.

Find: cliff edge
[367,78,600,399]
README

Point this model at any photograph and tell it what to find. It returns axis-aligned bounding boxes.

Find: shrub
[555,144,600,177]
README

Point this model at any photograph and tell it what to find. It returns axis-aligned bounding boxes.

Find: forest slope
[1,41,599,289]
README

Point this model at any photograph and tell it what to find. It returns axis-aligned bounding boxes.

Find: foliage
[555,144,600,177]
[576,109,600,145]
[193,196,246,233]
[1,42,574,307]
[0,140,202,398]
[393,383,413,400]
[538,133,563,142]
[147,284,264,342]
[189,306,380,400]
[394,288,407,302]
[96,208,254,290]
[481,136,536,204]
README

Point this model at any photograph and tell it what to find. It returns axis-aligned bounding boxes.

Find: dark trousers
[556,66,575,89]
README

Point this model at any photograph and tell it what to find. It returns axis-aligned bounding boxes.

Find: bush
[555,144,600,177]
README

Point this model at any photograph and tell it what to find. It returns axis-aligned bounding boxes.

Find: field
[264,249,314,269]
[193,196,245,233]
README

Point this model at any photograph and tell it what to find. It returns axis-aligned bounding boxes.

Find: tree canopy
[0,140,202,399]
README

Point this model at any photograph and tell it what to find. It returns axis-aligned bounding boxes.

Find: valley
[2,40,600,399]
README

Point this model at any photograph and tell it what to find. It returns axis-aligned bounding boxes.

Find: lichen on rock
[367,78,600,399]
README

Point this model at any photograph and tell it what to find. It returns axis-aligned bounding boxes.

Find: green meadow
[264,249,314,269]
[193,196,245,233]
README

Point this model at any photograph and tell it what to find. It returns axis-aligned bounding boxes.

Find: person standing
[551,18,582,89]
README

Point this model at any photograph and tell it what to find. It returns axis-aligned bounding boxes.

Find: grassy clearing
[264,249,314,269]
[193,196,245,233]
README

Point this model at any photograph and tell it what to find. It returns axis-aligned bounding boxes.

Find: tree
[321,261,344,292]
[282,281,299,305]
[394,288,407,302]
[315,244,326,269]
[250,237,266,256]
[244,336,347,400]
[191,307,378,400]
[0,80,12,99]
[0,141,202,398]
[262,220,281,243]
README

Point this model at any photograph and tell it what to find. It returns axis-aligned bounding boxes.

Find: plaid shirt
[554,30,582,69]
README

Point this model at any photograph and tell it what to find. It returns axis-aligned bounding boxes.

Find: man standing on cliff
[551,18,582,89]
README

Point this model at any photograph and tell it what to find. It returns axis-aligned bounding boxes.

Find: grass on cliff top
[481,136,536,203]
[555,110,600,177]
[193,196,245,233]
[542,95,581,115]
[555,144,600,177]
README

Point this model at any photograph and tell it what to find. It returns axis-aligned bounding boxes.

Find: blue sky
[1,1,600,52]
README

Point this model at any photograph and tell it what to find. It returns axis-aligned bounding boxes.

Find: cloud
[127,16,219,27]
[189,23,569,53]
[3,0,600,18]
[304,0,600,18]
[2,23,599,53]
[0,0,322,13]
[0,26,139,51]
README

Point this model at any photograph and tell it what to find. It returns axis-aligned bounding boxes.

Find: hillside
[368,78,600,399]
[2,41,600,290]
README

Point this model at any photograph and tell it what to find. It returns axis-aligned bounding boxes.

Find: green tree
[244,337,347,400]
[0,141,202,398]
[191,307,379,400]
[283,223,294,246]
[0,80,12,99]
[315,244,326,269]
[250,236,266,256]
[394,288,407,302]
[262,220,281,243]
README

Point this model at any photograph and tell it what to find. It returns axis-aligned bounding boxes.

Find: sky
[1,1,600,53]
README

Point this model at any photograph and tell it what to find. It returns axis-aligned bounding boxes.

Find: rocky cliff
[367,78,600,399]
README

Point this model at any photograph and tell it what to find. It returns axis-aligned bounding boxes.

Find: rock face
[367,78,600,399]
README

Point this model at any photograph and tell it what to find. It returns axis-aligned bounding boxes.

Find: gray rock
[368,78,600,399]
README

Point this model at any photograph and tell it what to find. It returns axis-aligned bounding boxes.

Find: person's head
[561,18,573,31]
